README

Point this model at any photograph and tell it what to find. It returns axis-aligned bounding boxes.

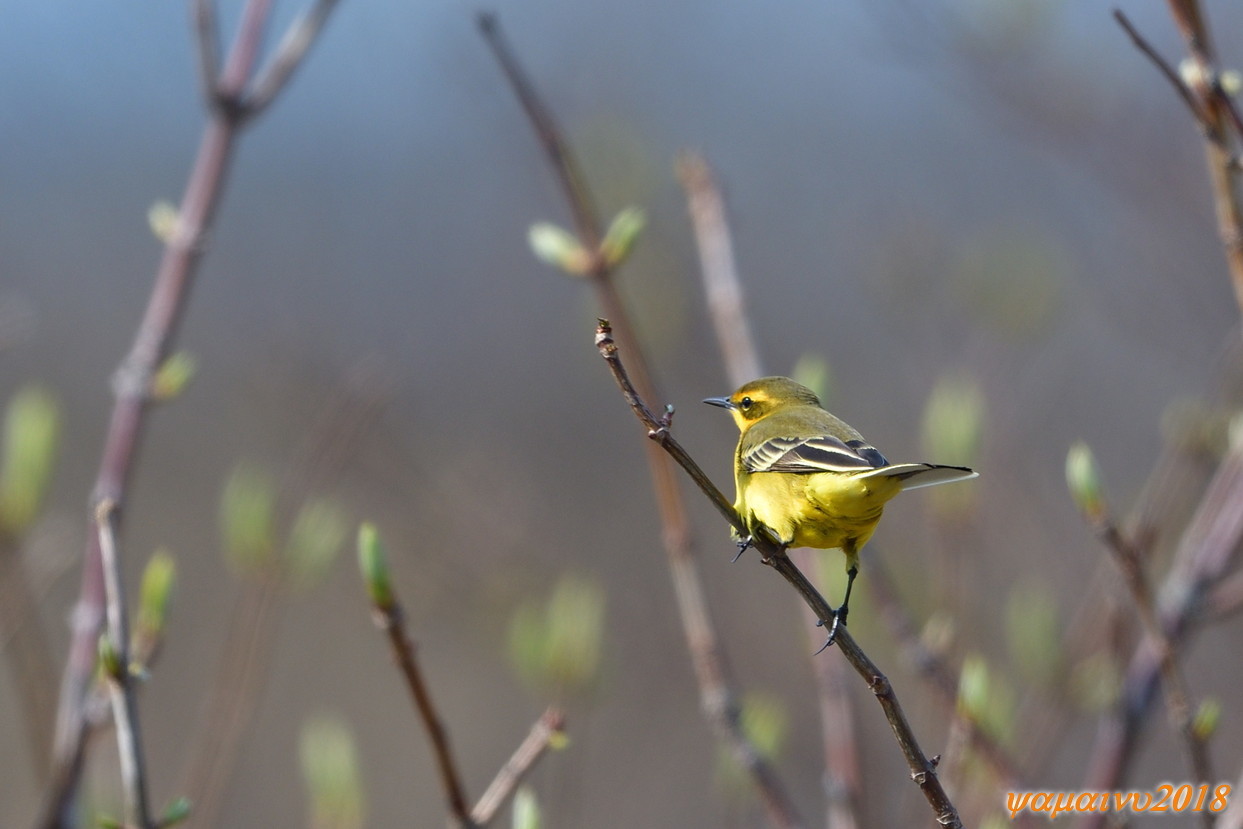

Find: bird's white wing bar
[742,435,889,474]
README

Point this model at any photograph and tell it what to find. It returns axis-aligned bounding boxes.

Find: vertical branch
[95,500,153,829]
[470,708,566,825]
[41,0,344,824]
[677,150,863,829]
[479,14,806,828]
[675,153,763,386]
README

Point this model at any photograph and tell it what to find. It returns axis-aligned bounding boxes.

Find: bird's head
[703,376,821,431]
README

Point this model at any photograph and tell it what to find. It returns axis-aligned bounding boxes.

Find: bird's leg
[837,563,858,627]
[815,552,860,652]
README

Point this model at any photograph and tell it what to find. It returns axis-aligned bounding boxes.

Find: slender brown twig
[95,499,154,829]
[595,320,963,829]
[368,588,474,826]
[470,708,566,825]
[41,1,343,824]
[245,0,343,118]
[479,14,805,827]
[1112,10,1210,127]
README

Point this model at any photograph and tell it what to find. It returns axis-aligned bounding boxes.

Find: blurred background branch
[480,14,806,828]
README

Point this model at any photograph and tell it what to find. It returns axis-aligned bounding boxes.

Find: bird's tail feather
[855,463,977,490]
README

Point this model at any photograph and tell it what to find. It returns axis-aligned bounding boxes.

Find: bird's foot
[813,607,848,654]
[731,536,754,563]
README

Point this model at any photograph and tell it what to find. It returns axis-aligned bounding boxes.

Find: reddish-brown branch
[370,600,474,826]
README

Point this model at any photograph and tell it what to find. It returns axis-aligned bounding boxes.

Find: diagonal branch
[1112,10,1210,127]
[368,588,474,826]
[245,0,343,119]
[595,320,963,829]
[470,708,566,825]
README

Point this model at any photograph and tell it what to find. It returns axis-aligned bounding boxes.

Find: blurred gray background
[3,1,1243,826]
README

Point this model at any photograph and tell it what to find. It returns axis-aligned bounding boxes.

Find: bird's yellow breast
[738,469,904,550]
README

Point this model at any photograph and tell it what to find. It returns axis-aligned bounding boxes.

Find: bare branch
[367,584,474,826]
[1081,437,1243,827]
[95,500,154,829]
[1080,515,1214,826]
[1128,1,1243,317]
[675,152,763,387]
[42,0,343,820]
[1113,10,1210,127]
[470,708,566,825]
[193,0,222,106]
[245,0,344,119]
[594,321,963,829]
[477,12,602,247]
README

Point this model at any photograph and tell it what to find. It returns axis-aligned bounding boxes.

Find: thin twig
[95,500,154,829]
[595,321,963,829]
[245,0,343,119]
[1150,1,1243,316]
[476,12,602,247]
[1080,439,1243,828]
[41,1,343,823]
[470,708,566,825]
[368,592,474,826]
[1112,10,1210,127]
[675,152,763,386]
[193,0,222,107]
[1092,517,1215,812]
[480,14,805,827]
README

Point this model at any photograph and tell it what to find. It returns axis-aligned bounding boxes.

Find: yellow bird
[704,376,977,643]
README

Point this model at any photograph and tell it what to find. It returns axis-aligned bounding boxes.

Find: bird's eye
[739,397,753,410]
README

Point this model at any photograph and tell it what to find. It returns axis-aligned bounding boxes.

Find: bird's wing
[742,434,889,474]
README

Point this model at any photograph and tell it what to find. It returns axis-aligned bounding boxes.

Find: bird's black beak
[703,396,735,410]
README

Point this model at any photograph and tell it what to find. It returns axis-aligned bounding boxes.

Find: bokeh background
[3,1,1243,826]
